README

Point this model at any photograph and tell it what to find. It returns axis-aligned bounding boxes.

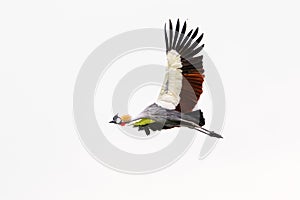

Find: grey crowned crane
[109,19,222,139]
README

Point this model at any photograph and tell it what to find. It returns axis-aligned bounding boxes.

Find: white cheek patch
[157,50,183,110]
[116,118,121,123]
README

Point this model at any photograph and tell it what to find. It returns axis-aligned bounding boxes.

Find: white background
[1,0,300,199]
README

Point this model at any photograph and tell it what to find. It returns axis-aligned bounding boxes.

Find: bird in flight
[109,19,222,138]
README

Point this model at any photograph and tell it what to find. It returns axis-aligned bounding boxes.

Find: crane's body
[128,103,221,138]
[109,19,222,139]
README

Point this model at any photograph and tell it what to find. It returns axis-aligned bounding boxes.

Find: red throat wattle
[120,122,126,126]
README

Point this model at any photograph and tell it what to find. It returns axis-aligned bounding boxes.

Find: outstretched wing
[157,19,205,113]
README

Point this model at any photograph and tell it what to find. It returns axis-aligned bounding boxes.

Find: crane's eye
[115,117,122,124]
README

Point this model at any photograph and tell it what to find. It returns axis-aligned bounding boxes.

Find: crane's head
[109,114,131,126]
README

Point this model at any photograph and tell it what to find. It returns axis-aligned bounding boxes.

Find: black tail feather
[183,109,205,126]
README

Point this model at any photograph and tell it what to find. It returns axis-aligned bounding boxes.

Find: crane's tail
[183,110,223,138]
[183,109,205,126]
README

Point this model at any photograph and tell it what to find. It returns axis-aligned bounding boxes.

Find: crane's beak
[109,120,116,123]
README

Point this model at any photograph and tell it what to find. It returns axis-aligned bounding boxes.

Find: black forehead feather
[113,114,119,121]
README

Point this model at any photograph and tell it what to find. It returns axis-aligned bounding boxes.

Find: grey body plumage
[130,103,222,138]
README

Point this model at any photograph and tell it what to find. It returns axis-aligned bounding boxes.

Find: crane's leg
[196,127,223,138]
[178,118,223,138]
[144,127,150,136]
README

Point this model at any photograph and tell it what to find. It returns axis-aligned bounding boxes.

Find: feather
[172,19,180,49]
[182,33,203,55]
[133,118,155,126]
[183,44,204,58]
[169,20,173,51]
[180,28,199,54]
[175,21,186,50]
[178,29,193,52]
[164,23,169,52]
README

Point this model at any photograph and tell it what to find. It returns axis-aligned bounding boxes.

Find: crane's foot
[196,127,223,138]
[208,131,223,138]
